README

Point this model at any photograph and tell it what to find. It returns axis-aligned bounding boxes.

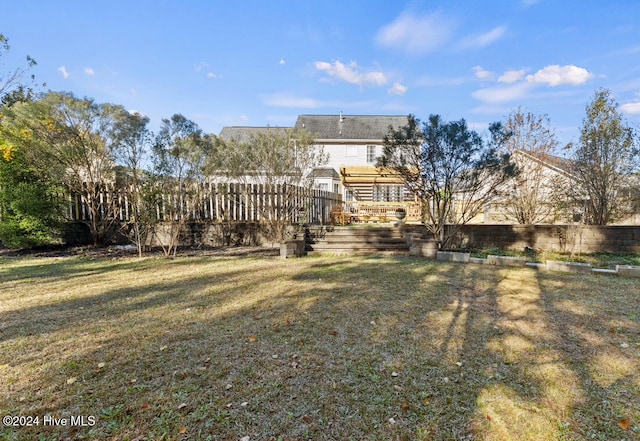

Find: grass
[0,253,639,440]
[469,247,640,269]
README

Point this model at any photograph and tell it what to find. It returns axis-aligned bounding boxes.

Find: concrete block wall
[448,224,640,254]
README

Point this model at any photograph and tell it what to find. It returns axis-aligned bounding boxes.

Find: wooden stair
[306,226,410,255]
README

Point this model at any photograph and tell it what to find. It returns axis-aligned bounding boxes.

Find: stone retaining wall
[447,224,640,254]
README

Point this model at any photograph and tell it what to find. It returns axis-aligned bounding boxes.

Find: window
[333,183,340,194]
[317,183,328,191]
[345,189,354,201]
[345,145,358,157]
[373,185,402,202]
[367,145,376,163]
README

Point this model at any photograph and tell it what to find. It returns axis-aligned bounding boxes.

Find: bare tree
[378,114,516,249]
[0,33,39,101]
[112,110,154,256]
[152,114,213,256]
[501,108,569,224]
[219,128,327,243]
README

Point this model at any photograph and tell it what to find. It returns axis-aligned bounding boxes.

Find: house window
[345,145,358,157]
[317,183,328,191]
[373,185,402,202]
[345,189,354,201]
[333,183,340,194]
[367,145,376,163]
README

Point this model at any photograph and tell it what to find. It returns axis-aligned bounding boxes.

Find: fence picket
[65,182,342,225]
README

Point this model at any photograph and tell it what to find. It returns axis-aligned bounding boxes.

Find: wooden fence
[67,182,343,225]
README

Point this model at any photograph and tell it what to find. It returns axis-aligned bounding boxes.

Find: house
[293,114,410,202]
[219,114,411,203]
[218,114,417,222]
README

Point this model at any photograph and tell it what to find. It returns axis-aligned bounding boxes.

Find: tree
[1,92,127,245]
[151,114,213,256]
[501,108,568,224]
[112,110,154,256]
[572,88,639,224]
[377,114,516,249]
[0,34,59,249]
[219,128,327,243]
[0,33,40,102]
[0,132,65,248]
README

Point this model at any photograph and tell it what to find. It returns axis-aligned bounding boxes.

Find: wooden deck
[331,201,421,225]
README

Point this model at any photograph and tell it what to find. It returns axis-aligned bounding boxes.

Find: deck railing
[339,201,422,223]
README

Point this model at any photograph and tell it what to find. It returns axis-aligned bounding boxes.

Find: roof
[513,149,575,177]
[295,114,408,141]
[218,126,291,144]
[308,167,340,179]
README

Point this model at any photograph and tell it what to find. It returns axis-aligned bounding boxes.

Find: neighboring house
[484,149,575,224]
[219,126,290,145]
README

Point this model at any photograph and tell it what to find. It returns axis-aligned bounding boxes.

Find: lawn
[0,253,638,441]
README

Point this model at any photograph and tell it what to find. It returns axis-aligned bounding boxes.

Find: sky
[2,0,640,148]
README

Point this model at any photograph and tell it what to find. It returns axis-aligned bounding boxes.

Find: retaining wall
[448,224,640,254]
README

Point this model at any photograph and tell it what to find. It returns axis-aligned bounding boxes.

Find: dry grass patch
[0,254,638,440]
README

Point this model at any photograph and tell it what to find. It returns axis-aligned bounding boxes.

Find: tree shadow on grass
[4,256,635,440]
[536,271,640,439]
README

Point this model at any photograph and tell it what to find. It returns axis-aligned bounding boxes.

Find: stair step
[306,226,410,255]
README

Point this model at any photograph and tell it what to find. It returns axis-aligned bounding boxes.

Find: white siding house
[294,114,409,202]
[218,114,411,203]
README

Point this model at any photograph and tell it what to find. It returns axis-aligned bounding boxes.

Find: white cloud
[620,101,640,115]
[471,82,532,104]
[194,62,208,72]
[375,10,457,56]
[459,26,507,49]
[263,93,322,108]
[498,69,526,83]
[414,75,467,87]
[279,59,286,65]
[84,67,95,76]
[58,66,69,79]
[314,60,388,87]
[388,82,408,96]
[526,65,593,86]
[473,66,494,81]
[207,72,217,79]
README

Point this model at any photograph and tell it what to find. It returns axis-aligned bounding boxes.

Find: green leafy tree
[572,88,639,224]
[0,135,65,248]
[378,114,516,248]
[151,114,213,256]
[1,92,129,245]
[0,35,60,248]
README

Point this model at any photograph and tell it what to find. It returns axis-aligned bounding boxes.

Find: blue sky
[2,0,640,147]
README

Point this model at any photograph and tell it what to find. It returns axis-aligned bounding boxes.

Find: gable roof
[218,126,291,144]
[308,167,340,179]
[513,149,575,178]
[295,114,408,141]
